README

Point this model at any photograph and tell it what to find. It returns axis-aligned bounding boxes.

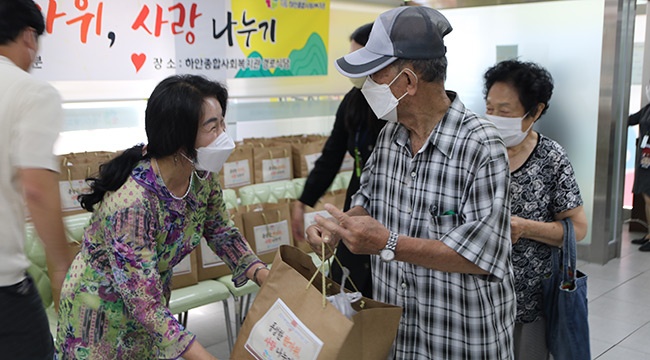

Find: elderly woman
[55,75,269,360]
[483,60,588,359]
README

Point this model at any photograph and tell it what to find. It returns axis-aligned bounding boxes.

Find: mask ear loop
[194,170,209,181]
[179,151,208,181]
[521,111,536,133]
[389,68,418,102]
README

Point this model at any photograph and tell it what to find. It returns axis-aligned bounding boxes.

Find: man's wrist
[380,231,399,262]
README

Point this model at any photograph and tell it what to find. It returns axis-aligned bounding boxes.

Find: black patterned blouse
[510,134,583,323]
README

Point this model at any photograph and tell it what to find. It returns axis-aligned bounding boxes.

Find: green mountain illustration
[236,32,327,78]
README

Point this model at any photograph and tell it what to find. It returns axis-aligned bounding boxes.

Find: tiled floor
[183,223,650,359]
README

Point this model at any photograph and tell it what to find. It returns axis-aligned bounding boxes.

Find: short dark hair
[350,23,373,47]
[392,57,447,83]
[483,60,554,117]
[0,0,45,45]
[146,75,228,160]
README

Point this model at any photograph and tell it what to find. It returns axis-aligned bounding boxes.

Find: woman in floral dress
[55,75,269,360]
[483,60,588,360]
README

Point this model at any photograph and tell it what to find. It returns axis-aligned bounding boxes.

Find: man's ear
[405,69,419,95]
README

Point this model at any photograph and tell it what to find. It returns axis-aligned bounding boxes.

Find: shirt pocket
[427,213,464,240]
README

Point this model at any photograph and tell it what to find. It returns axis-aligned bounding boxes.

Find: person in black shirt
[628,93,650,251]
[291,23,385,298]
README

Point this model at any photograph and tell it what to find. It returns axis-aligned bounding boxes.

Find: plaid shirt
[352,92,515,359]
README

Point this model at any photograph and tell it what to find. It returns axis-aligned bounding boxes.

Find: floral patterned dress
[55,160,261,359]
[510,134,583,323]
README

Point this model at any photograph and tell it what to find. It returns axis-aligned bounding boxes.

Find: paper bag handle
[305,242,365,309]
[305,242,328,308]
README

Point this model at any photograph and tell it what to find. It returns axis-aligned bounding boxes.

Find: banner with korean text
[33,0,329,81]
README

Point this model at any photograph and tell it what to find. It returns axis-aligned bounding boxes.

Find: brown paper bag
[290,138,326,178]
[195,238,231,281]
[218,145,254,191]
[170,251,199,290]
[196,209,245,281]
[232,245,402,360]
[292,189,347,253]
[241,202,293,264]
[253,143,293,183]
[57,152,115,215]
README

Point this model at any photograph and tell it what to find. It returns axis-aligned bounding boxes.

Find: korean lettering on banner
[32,0,329,82]
[132,2,202,44]
[41,0,104,44]
[213,10,276,47]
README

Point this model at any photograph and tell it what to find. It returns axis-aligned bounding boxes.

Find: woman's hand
[181,340,218,360]
[511,206,587,247]
[510,216,527,244]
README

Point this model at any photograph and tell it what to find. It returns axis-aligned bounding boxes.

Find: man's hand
[305,222,338,259]
[313,204,389,255]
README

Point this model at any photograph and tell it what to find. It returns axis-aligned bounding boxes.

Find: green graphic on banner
[237,33,327,78]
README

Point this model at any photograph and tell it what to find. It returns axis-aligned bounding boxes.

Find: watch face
[380,248,395,262]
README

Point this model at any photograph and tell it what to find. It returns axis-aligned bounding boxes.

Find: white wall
[439,0,604,244]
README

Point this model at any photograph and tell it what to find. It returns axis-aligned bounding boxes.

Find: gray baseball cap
[335,6,453,78]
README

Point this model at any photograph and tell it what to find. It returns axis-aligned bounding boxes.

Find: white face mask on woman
[484,113,533,148]
[361,69,416,123]
[195,131,235,173]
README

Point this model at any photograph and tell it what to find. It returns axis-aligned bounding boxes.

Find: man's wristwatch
[380,231,399,262]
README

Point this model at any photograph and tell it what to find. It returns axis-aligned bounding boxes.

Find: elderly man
[0,0,72,358]
[306,6,515,359]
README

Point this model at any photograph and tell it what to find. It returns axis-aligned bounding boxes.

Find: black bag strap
[559,218,577,290]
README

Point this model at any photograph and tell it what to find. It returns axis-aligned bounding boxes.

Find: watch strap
[386,231,399,252]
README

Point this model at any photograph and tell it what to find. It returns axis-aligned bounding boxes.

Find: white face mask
[195,131,235,173]
[484,113,533,148]
[361,69,415,123]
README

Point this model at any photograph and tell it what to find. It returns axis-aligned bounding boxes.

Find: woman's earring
[174,154,179,165]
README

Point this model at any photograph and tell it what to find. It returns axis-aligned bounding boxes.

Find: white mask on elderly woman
[484,113,533,148]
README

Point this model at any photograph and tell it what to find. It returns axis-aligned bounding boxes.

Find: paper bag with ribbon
[231,245,402,360]
[57,151,115,215]
[289,138,327,179]
[291,189,347,254]
[170,250,199,290]
[196,208,245,281]
[241,202,294,264]
[252,143,293,184]
[218,144,254,191]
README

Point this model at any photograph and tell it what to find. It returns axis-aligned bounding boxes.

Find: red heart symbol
[131,53,146,72]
